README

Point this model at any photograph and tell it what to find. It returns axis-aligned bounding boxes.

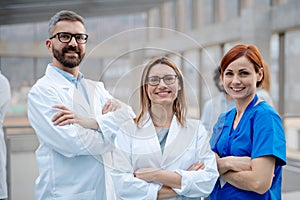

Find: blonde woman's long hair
[134,56,187,127]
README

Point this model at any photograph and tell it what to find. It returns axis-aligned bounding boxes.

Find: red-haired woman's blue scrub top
[210,95,286,200]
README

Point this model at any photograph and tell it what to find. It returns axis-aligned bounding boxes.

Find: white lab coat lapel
[45,66,75,104]
[45,66,92,117]
[134,114,198,169]
[73,89,91,117]
[161,116,197,168]
[76,79,96,117]
[85,80,95,113]
[134,118,163,168]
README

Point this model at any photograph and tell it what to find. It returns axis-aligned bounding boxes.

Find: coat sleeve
[173,123,219,198]
[110,132,162,200]
[27,83,114,157]
[97,107,161,200]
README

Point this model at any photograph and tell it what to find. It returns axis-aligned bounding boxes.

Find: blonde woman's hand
[187,161,205,171]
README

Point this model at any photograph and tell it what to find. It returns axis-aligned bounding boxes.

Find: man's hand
[102,99,121,114]
[52,105,98,130]
[52,105,77,126]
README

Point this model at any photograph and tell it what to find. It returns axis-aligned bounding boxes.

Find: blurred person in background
[27,10,120,200]
[0,70,11,200]
[210,44,286,200]
[256,61,274,107]
[99,56,219,199]
[201,67,235,135]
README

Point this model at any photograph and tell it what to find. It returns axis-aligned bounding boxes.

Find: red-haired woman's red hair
[220,44,264,87]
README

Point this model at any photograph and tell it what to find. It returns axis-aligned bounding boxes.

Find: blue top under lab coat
[210,95,286,200]
[28,65,115,200]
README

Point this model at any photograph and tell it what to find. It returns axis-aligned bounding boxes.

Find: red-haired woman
[210,44,286,200]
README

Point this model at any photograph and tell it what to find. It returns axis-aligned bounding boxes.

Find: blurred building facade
[1,0,300,199]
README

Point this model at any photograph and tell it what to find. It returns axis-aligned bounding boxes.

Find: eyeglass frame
[49,32,89,44]
[146,74,178,86]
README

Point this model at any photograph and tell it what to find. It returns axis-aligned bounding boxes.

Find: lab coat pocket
[55,190,96,200]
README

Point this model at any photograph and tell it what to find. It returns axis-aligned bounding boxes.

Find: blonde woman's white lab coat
[28,65,116,200]
[100,110,219,200]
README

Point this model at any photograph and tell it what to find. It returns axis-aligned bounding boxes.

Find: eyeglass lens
[59,33,87,44]
[50,32,88,44]
[148,75,177,85]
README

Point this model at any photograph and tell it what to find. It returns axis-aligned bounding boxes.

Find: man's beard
[52,45,85,68]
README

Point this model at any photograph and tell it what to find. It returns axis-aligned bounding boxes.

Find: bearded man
[27,10,119,200]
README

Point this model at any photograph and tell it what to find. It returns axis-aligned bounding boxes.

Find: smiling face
[146,63,181,108]
[222,56,263,102]
[135,57,187,126]
[46,20,86,73]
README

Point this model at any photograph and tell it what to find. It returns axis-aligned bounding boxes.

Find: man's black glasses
[49,32,88,44]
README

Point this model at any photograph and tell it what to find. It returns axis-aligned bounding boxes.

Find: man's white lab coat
[28,65,115,200]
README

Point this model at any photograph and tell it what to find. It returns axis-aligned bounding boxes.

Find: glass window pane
[285,30,300,115]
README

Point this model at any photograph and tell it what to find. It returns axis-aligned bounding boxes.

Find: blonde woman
[101,57,218,199]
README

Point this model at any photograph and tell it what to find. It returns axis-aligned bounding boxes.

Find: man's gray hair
[48,10,84,35]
